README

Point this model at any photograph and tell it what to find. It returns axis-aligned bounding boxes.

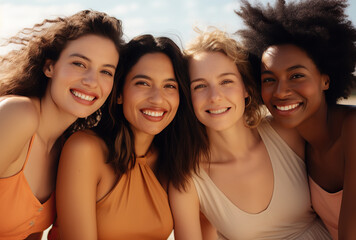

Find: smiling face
[44,34,119,119]
[189,51,248,132]
[120,53,179,138]
[260,44,329,128]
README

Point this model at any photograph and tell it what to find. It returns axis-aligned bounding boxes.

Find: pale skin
[0,34,118,239]
[261,44,356,239]
[56,53,180,239]
[169,51,304,240]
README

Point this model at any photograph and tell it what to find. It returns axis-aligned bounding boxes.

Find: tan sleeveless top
[192,120,331,239]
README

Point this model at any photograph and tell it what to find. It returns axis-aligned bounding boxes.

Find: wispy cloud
[0,3,83,38]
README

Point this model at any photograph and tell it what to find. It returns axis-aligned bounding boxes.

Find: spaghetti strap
[22,135,35,170]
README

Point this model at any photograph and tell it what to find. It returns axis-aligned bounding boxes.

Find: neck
[296,99,332,151]
[207,121,259,162]
[134,131,155,157]
[35,94,77,150]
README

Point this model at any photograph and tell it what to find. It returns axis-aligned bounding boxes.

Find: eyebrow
[69,53,116,69]
[261,64,308,75]
[190,72,237,83]
[131,74,177,82]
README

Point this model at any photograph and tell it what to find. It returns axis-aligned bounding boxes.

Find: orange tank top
[0,135,56,240]
[96,155,173,239]
[49,156,173,240]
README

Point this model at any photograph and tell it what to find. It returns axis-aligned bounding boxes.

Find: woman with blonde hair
[169,28,331,239]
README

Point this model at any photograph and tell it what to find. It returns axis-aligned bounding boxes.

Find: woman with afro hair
[237,0,356,239]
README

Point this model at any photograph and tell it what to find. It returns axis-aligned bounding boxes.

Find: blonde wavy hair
[184,28,262,128]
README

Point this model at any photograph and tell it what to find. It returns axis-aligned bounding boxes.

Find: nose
[148,86,164,104]
[273,80,291,99]
[82,69,98,88]
[209,86,222,103]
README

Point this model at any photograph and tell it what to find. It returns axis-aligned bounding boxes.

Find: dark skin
[261,44,356,239]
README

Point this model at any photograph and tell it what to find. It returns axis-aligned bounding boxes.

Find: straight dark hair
[95,34,206,190]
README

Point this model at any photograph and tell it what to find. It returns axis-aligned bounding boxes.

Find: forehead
[133,53,173,71]
[60,34,119,61]
[189,51,238,75]
[261,44,314,70]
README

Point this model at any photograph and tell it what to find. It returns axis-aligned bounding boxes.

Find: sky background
[1,0,356,54]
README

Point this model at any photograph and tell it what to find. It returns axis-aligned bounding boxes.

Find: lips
[142,109,165,117]
[141,108,167,121]
[207,107,230,115]
[274,103,301,111]
[70,89,98,106]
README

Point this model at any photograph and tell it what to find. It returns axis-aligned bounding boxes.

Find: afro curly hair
[236,0,356,105]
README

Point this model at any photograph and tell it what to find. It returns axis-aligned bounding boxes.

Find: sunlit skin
[169,49,309,240]
[119,53,179,146]
[189,51,248,133]
[44,34,119,120]
[0,32,120,240]
[260,44,329,129]
[261,44,356,239]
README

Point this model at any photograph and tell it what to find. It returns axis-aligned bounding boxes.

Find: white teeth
[143,110,164,117]
[71,90,95,101]
[209,108,228,114]
[276,103,300,111]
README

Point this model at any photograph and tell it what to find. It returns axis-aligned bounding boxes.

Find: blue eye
[193,84,206,90]
[221,79,233,85]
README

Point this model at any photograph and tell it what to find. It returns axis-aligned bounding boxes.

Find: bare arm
[56,131,104,240]
[168,178,203,240]
[339,111,356,240]
[200,212,218,240]
[0,96,39,176]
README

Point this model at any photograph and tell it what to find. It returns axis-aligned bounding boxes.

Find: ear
[117,95,123,104]
[243,87,249,99]
[43,60,54,78]
[321,74,330,90]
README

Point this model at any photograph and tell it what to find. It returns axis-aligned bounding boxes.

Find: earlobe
[43,60,54,78]
[322,74,330,90]
[117,95,123,104]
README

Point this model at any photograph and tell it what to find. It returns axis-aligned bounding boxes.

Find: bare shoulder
[0,96,39,137]
[61,130,109,166]
[265,116,305,160]
[0,96,40,173]
[340,106,356,143]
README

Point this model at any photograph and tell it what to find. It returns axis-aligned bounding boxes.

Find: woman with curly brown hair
[0,10,124,240]
[169,28,331,240]
[237,0,356,239]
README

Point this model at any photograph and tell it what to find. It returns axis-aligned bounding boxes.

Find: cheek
[190,93,201,112]
[261,85,272,103]
[102,80,114,98]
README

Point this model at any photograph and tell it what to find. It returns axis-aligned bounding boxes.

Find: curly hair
[184,28,263,128]
[94,34,204,190]
[0,9,125,131]
[236,0,356,105]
